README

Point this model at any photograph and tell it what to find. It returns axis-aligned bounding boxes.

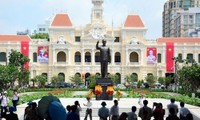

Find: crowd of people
[0,91,195,120]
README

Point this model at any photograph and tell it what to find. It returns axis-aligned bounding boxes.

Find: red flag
[21,41,29,70]
[166,42,174,72]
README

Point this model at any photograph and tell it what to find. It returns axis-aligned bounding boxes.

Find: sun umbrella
[37,95,60,119]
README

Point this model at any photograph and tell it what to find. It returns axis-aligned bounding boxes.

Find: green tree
[0,65,18,90]
[70,74,82,86]
[158,77,165,85]
[8,49,30,87]
[86,74,100,89]
[30,33,49,40]
[108,74,119,85]
[33,75,47,88]
[145,75,156,87]
[178,63,200,93]
[51,75,63,87]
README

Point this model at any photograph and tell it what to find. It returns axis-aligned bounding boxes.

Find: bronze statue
[96,40,111,78]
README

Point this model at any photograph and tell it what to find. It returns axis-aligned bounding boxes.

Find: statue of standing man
[96,40,111,78]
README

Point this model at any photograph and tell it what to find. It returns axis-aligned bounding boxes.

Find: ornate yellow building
[1,0,200,85]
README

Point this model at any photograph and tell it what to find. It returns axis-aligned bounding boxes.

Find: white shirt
[138,97,145,107]
[12,94,19,100]
[0,95,9,107]
[85,101,92,109]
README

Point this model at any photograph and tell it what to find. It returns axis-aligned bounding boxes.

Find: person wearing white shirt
[83,97,92,120]
[0,91,9,118]
[138,94,146,107]
[12,90,19,111]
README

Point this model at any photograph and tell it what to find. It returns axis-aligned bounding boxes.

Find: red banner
[166,42,174,72]
[21,41,29,70]
[147,47,157,64]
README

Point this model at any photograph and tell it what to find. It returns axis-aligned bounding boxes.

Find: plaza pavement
[15,98,200,120]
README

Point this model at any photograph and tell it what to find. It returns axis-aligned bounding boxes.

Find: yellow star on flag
[169,48,172,51]
[23,47,26,50]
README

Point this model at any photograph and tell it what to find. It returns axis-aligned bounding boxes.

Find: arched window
[116,73,121,84]
[131,73,138,82]
[187,53,193,63]
[42,73,48,79]
[58,73,65,82]
[57,51,66,62]
[95,52,100,62]
[178,53,183,63]
[0,52,6,62]
[85,52,91,62]
[75,73,81,77]
[75,52,81,62]
[115,52,121,62]
[33,52,37,62]
[130,52,139,62]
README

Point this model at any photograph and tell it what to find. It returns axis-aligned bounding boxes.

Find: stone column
[68,49,71,64]
[111,50,115,65]
[126,48,128,65]
[82,49,85,65]
[92,49,95,65]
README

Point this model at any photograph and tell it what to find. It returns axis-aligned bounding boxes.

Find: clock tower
[91,0,104,22]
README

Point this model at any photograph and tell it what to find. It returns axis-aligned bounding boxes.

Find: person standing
[138,94,146,107]
[83,97,92,120]
[96,39,111,78]
[179,102,191,120]
[98,102,109,120]
[167,98,178,115]
[109,100,119,120]
[138,100,153,120]
[127,106,137,120]
[0,91,9,119]
[74,101,82,119]
[12,90,19,111]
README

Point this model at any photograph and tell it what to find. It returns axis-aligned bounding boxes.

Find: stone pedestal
[96,78,113,100]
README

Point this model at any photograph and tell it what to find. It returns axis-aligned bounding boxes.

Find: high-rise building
[162,0,200,37]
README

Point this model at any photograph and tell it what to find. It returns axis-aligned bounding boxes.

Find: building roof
[157,38,200,43]
[0,35,31,42]
[51,14,72,27]
[124,15,145,28]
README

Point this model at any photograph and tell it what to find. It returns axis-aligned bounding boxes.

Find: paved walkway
[15,98,200,120]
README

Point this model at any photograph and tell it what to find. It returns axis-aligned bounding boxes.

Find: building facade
[1,0,200,85]
[162,0,200,37]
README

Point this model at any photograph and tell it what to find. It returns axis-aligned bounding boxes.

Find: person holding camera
[74,101,82,119]
[153,103,165,120]
[0,91,9,119]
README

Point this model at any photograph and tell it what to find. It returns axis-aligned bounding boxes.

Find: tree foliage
[108,74,120,85]
[8,49,30,87]
[178,63,200,93]
[30,33,49,40]
[33,75,47,88]
[70,74,82,86]
[145,75,156,87]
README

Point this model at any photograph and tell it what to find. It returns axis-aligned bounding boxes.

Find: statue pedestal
[96,78,113,100]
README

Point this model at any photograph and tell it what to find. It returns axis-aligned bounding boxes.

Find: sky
[0,0,166,39]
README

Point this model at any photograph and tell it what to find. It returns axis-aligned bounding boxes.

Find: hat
[27,101,32,105]
[101,102,106,106]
